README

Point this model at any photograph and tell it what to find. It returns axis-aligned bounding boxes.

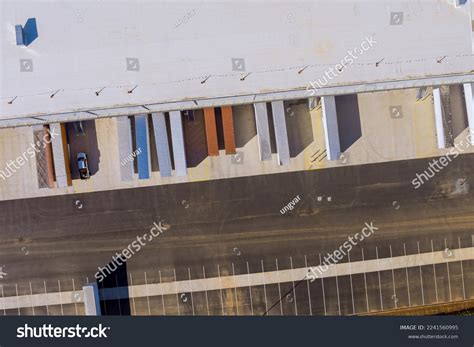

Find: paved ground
[111,248,474,316]
[2,246,471,316]
[0,152,474,315]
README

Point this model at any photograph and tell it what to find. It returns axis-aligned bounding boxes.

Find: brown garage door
[221,106,236,154]
[204,107,219,156]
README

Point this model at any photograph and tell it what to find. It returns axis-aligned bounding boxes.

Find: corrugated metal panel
[151,112,172,177]
[463,83,474,144]
[221,106,236,154]
[321,96,341,160]
[50,123,68,188]
[203,107,219,156]
[134,115,151,180]
[116,116,134,181]
[253,102,272,161]
[433,88,446,149]
[169,111,188,176]
[270,101,290,165]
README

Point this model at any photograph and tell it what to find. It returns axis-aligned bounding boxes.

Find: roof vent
[15,18,38,46]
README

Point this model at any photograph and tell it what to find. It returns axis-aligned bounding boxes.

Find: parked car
[77,152,90,179]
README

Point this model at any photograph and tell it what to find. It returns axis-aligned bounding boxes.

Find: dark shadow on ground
[449,84,469,139]
[284,99,314,157]
[66,120,100,179]
[98,261,131,315]
[335,94,362,152]
[214,107,225,151]
[266,103,277,154]
[147,114,160,172]
[183,109,208,167]
[233,104,257,149]
[165,113,176,171]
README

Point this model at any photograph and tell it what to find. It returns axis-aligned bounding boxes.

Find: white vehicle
[77,152,90,179]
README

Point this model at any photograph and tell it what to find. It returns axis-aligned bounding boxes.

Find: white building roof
[1,0,474,126]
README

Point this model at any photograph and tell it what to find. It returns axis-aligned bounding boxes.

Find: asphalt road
[0,153,473,315]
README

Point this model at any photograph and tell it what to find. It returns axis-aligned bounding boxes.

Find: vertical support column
[221,106,236,154]
[270,101,290,165]
[50,123,69,188]
[321,96,341,160]
[463,83,474,144]
[151,112,172,177]
[83,283,101,316]
[203,107,219,156]
[134,115,151,180]
[169,111,188,176]
[43,125,55,188]
[253,102,272,161]
[15,25,25,46]
[117,116,134,181]
[433,87,446,149]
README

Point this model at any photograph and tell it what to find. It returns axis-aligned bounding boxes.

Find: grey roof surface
[1,0,473,125]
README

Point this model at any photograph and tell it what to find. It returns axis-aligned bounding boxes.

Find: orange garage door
[203,107,219,156]
[221,106,236,154]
